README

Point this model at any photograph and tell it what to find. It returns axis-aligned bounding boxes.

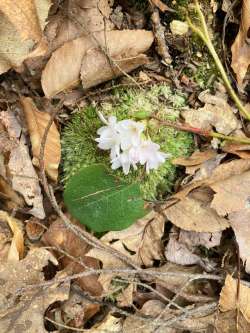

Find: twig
[152,116,250,144]
[187,0,250,120]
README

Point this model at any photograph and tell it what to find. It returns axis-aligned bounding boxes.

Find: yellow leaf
[21,97,61,181]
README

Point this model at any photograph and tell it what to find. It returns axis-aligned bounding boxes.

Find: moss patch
[62,85,194,200]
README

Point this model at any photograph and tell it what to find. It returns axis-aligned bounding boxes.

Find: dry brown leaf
[172,149,217,167]
[81,50,149,89]
[215,310,250,333]
[164,195,229,232]
[182,101,241,135]
[0,0,51,74]
[165,227,217,271]
[123,299,214,333]
[62,291,100,328]
[228,209,250,273]
[210,170,250,216]
[0,211,24,262]
[41,30,154,98]
[0,111,45,218]
[21,97,61,181]
[116,283,134,307]
[179,229,221,249]
[165,227,205,267]
[42,218,103,295]
[0,248,70,333]
[231,0,250,86]
[173,158,250,201]
[0,176,24,211]
[219,275,250,322]
[87,211,164,291]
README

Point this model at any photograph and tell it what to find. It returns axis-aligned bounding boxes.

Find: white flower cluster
[95,115,170,175]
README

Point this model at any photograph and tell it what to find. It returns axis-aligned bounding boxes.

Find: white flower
[111,147,139,175]
[138,140,170,173]
[117,119,145,150]
[95,116,120,157]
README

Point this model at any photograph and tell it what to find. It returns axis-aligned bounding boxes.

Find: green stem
[187,1,250,121]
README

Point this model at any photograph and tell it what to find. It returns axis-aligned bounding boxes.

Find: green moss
[62,85,193,200]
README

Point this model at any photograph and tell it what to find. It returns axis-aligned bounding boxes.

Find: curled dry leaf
[0,0,51,74]
[0,248,70,333]
[231,0,250,86]
[215,310,250,333]
[21,97,61,181]
[87,211,164,291]
[42,30,154,98]
[0,211,24,262]
[42,218,103,296]
[219,275,250,322]
[0,111,45,218]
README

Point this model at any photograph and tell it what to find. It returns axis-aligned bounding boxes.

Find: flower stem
[187,0,250,121]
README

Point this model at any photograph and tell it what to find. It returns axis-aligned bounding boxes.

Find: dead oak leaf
[219,275,250,323]
[0,248,70,333]
[21,97,61,182]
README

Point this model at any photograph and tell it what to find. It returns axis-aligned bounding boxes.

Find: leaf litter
[1,0,250,332]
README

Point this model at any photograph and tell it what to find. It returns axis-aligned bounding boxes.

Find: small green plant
[62,85,194,201]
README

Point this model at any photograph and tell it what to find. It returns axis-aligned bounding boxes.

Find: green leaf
[64,164,147,232]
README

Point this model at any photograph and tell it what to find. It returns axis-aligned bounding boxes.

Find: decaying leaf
[210,170,250,216]
[0,111,45,218]
[61,291,100,328]
[21,97,61,181]
[0,0,51,74]
[0,248,70,333]
[229,209,250,273]
[87,211,164,291]
[231,0,250,86]
[164,195,229,232]
[165,227,217,271]
[172,149,217,167]
[42,218,103,295]
[182,100,241,135]
[215,310,250,333]
[42,30,154,98]
[0,211,24,262]
[219,275,250,322]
